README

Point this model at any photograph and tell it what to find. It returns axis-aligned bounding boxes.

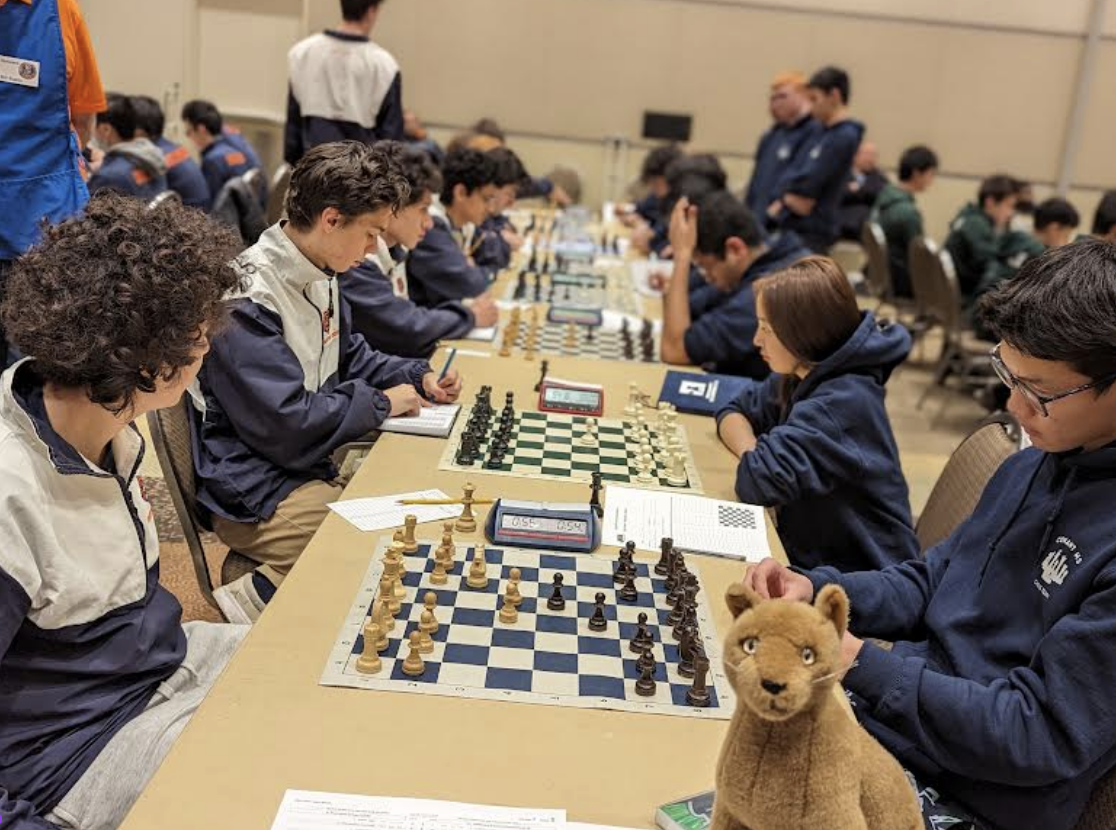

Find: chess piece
[677,625,697,678]
[466,543,488,589]
[665,451,688,488]
[416,617,435,654]
[456,482,478,533]
[619,572,638,602]
[635,662,657,697]
[630,611,654,653]
[402,514,420,554]
[499,592,519,624]
[507,567,523,606]
[356,622,383,674]
[636,453,656,484]
[533,359,550,393]
[563,322,577,350]
[636,642,656,674]
[402,631,426,677]
[547,573,566,611]
[369,603,389,651]
[378,574,401,618]
[422,591,440,635]
[686,655,711,707]
[655,537,673,576]
[588,592,608,631]
[578,418,597,447]
[624,382,640,415]
[430,554,448,585]
[589,471,603,519]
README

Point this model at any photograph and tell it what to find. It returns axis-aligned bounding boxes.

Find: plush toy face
[722,583,849,722]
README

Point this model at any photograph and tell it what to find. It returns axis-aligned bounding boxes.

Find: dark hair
[663,153,727,216]
[978,175,1016,206]
[979,238,1116,393]
[286,141,410,230]
[1,192,243,415]
[808,66,851,105]
[695,191,763,257]
[1034,198,1080,231]
[341,0,382,21]
[1092,190,1116,236]
[129,95,165,139]
[180,99,223,135]
[472,118,506,143]
[440,147,497,205]
[97,93,137,141]
[487,146,528,189]
[898,145,938,181]
[640,145,683,183]
[375,140,442,206]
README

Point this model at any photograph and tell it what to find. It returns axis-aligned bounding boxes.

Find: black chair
[211,173,268,247]
[267,163,291,225]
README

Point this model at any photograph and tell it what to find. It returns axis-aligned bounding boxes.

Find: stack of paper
[379,404,461,438]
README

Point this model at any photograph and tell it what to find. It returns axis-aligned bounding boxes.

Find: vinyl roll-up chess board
[437,408,703,494]
[503,271,643,315]
[321,538,735,720]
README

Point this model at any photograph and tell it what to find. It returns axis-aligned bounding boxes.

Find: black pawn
[619,572,638,602]
[589,471,603,519]
[636,642,656,674]
[547,573,566,611]
[635,662,657,697]
[686,656,712,708]
[588,592,608,632]
[629,611,652,653]
[654,537,672,576]
[612,545,631,584]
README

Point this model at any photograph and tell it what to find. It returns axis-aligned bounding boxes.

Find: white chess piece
[665,451,688,487]
[624,382,640,415]
[636,452,656,484]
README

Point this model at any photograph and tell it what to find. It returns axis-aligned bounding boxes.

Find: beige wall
[82,0,1114,222]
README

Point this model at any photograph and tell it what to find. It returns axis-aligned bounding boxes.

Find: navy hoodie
[744,114,822,218]
[200,135,261,206]
[808,440,1116,830]
[156,136,211,211]
[472,214,514,273]
[716,312,916,571]
[405,211,490,307]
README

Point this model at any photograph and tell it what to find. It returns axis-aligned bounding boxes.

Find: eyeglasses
[990,344,1111,417]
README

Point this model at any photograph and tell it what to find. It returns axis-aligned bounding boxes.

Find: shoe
[213,573,267,624]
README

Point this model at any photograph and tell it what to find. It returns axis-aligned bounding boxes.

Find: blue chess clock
[485,499,602,553]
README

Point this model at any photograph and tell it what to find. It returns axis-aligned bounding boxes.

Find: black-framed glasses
[990,344,1112,417]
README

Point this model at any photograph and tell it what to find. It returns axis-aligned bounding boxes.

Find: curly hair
[1,191,244,414]
[285,141,410,230]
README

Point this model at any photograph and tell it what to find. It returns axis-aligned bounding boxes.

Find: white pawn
[466,543,489,589]
[624,381,640,415]
[636,452,656,484]
[579,418,598,447]
[422,591,441,635]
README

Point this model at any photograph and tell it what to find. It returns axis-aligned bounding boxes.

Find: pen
[398,498,496,506]
[437,347,457,382]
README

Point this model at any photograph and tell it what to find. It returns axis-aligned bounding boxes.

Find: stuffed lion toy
[712,582,922,830]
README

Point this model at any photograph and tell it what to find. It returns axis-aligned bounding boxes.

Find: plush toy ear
[725,582,762,619]
[814,585,849,639]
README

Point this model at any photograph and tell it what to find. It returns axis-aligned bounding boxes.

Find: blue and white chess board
[321,537,735,720]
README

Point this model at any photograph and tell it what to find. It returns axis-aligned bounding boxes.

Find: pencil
[437,348,457,382]
[398,498,496,506]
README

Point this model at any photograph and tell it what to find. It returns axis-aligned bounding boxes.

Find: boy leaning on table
[741,238,1116,830]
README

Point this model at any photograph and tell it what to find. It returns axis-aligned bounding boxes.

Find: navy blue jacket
[744,115,821,217]
[774,118,864,251]
[343,251,475,358]
[156,136,211,210]
[716,312,916,571]
[86,139,167,202]
[472,214,513,273]
[684,231,810,378]
[808,440,1116,830]
[405,214,490,307]
[200,135,260,205]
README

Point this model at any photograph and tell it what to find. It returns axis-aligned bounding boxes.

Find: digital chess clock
[537,377,605,417]
[547,305,603,327]
[485,499,602,553]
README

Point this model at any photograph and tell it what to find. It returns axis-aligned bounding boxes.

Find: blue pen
[437,347,457,383]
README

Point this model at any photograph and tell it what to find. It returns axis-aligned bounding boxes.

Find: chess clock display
[485,499,602,553]
[537,377,605,417]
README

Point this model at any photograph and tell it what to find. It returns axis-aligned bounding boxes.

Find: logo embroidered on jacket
[19,61,37,81]
[1040,550,1069,586]
[164,146,190,168]
[225,151,247,166]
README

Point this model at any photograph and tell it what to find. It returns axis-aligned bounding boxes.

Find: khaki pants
[212,475,349,587]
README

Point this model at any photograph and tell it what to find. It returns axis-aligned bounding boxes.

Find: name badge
[0,55,41,89]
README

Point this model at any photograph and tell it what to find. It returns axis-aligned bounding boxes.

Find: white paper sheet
[464,325,498,342]
[379,404,461,437]
[327,489,461,532]
[601,486,769,562]
[270,791,565,830]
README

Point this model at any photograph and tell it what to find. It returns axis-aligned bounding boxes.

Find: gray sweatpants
[45,621,248,830]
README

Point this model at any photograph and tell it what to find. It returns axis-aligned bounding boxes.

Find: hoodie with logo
[806,440,1116,830]
[86,137,167,201]
[716,312,917,571]
[192,223,431,525]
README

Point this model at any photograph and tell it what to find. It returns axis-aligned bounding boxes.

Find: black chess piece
[547,573,566,611]
[513,271,527,300]
[585,326,595,343]
[589,471,603,519]
[533,359,550,393]
[588,592,608,632]
[655,538,673,576]
[613,545,632,584]
[619,572,638,602]
[667,591,686,624]
[686,656,711,707]
[635,662,657,697]
[673,603,697,642]
[629,611,652,653]
[636,642,656,674]
[677,626,696,679]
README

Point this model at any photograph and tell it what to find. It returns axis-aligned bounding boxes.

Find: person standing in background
[743,70,818,219]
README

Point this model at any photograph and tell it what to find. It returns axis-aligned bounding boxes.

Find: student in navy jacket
[743,239,1116,830]
[631,144,683,236]
[343,143,498,357]
[130,94,212,210]
[0,192,246,830]
[472,147,530,274]
[181,99,266,205]
[743,70,820,219]
[192,142,462,624]
[87,93,168,201]
[660,191,811,379]
[406,147,497,307]
[767,66,864,253]
[716,255,917,571]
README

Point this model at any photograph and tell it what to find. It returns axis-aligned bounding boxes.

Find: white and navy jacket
[405,201,490,307]
[0,361,185,828]
[284,30,404,165]
[192,223,430,524]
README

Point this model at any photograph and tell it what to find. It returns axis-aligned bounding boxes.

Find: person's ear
[453,183,469,205]
[320,207,343,233]
[724,237,750,264]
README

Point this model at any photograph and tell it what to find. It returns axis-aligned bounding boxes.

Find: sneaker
[213,573,267,624]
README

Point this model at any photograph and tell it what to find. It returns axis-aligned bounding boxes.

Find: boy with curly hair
[0,192,246,829]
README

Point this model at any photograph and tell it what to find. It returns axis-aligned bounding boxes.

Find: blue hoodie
[472,214,514,273]
[807,439,1116,830]
[744,114,822,218]
[199,134,261,205]
[405,212,490,307]
[716,312,916,571]
[156,136,211,211]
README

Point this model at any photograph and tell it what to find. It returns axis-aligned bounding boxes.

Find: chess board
[503,272,642,315]
[437,408,703,493]
[321,537,735,720]
[506,319,661,363]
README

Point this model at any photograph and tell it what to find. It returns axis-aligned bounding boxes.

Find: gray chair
[860,221,892,306]
[146,398,258,615]
[267,163,291,225]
